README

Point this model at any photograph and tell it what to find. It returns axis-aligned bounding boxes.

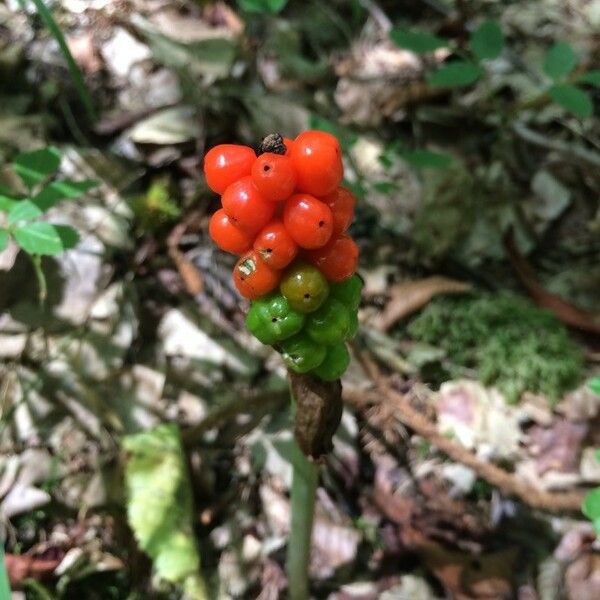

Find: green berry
[280,333,326,373]
[330,274,363,311]
[305,298,350,345]
[246,293,305,345]
[312,343,350,381]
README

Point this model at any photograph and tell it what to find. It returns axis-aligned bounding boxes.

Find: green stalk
[32,255,47,305]
[286,438,319,600]
[0,544,11,600]
[24,0,97,123]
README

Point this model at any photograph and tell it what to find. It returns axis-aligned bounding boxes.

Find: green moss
[407,293,583,403]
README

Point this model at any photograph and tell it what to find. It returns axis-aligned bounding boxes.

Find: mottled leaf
[390,28,448,54]
[13,147,61,188]
[238,0,287,14]
[427,61,483,88]
[549,84,593,118]
[470,20,504,60]
[543,42,577,81]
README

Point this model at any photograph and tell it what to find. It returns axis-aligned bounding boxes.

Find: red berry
[209,209,253,255]
[251,153,296,202]
[233,251,281,300]
[283,194,334,249]
[322,186,356,235]
[291,130,343,196]
[305,234,359,282]
[222,176,276,234]
[204,144,256,194]
[283,137,294,156]
[254,220,298,269]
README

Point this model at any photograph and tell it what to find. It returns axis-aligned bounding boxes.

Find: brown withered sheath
[288,371,343,460]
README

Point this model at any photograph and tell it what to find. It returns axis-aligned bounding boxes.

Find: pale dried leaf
[373,277,471,331]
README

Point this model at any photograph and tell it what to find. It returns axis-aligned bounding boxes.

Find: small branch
[181,389,287,446]
[345,382,587,513]
[512,121,600,168]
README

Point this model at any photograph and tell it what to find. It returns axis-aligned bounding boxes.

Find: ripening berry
[283,194,333,249]
[251,153,296,202]
[209,209,254,255]
[233,251,281,300]
[254,220,298,269]
[222,176,276,234]
[204,144,256,194]
[321,186,356,235]
[280,262,329,313]
[305,234,359,282]
[291,130,343,196]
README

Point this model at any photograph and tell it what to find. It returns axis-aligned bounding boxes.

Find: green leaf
[0,230,8,253]
[13,147,61,188]
[579,70,600,87]
[237,0,287,14]
[32,179,97,211]
[543,42,577,81]
[583,487,600,533]
[8,200,44,225]
[548,84,593,118]
[427,61,483,88]
[401,150,453,168]
[590,377,600,396]
[389,28,448,54]
[470,20,504,60]
[124,424,207,599]
[54,225,80,250]
[0,194,17,212]
[13,222,70,255]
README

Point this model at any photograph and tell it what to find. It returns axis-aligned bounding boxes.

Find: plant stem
[0,543,11,600]
[32,255,47,305]
[287,442,319,600]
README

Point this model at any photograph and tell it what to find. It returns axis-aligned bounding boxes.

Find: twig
[359,0,392,32]
[181,389,288,446]
[344,383,587,513]
[512,122,600,168]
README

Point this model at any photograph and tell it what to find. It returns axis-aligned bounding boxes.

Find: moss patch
[407,293,583,403]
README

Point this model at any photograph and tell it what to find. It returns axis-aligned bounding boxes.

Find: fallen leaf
[372,277,471,331]
[5,554,61,586]
[527,420,588,475]
[128,106,201,145]
[67,32,103,74]
[565,553,600,600]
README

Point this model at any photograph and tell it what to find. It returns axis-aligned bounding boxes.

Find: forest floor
[0,1,599,598]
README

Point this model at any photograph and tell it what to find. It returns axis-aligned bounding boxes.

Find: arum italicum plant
[205,130,362,599]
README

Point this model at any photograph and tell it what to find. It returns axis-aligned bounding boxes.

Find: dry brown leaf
[6,553,61,586]
[565,553,600,600]
[527,420,588,475]
[403,531,517,600]
[67,32,103,74]
[372,276,471,331]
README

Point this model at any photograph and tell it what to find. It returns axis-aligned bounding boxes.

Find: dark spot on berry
[263,165,271,172]
[304,293,311,299]
[271,317,278,323]
[318,220,324,227]
[266,248,272,253]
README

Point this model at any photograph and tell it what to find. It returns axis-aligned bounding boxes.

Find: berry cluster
[205,131,362,381]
